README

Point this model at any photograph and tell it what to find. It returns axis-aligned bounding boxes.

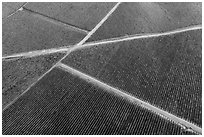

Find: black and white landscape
[2,2,202,135]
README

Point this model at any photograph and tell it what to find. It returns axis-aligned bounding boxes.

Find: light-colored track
[2,2,202,134]
[57,62,202,135]
[3,24,201,61]
[74,24,202,51]
[2,46,69,61]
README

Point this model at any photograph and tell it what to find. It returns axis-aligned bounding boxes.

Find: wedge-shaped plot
[63,29,202,127]
[25,2,116,31]
[2,11,86,56]
[3,68,193,135]
[2,53,65,109]
[87,2,201,42]
[62,42,122,76]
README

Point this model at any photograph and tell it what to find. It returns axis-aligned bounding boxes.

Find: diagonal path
[2,2,121,112]
[2,24,202,61]
[77,24,202,51]
[22,7,89,34]
[57,62,202,135]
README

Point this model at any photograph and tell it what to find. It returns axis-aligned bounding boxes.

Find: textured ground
[2,2,25,19]
[62,29,202,127]
[2,68,194,135]
[2,2,202,135]
[2,53,65,109]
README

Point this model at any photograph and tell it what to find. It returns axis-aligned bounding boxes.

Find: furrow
[22,7,89,34]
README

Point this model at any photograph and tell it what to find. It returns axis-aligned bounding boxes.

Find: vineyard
[2,2,202,135]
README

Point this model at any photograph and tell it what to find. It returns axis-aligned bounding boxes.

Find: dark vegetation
[2,68,194,135]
